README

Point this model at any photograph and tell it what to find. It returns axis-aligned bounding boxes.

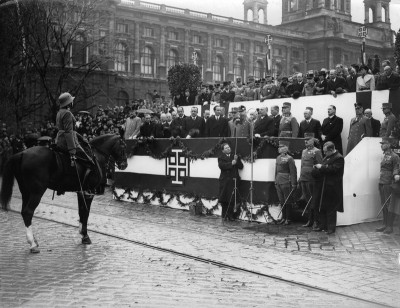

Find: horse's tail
[0,153,20,211]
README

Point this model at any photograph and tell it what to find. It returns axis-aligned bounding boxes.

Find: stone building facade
[89,0,395,107]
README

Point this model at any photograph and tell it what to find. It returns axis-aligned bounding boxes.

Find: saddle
[50,144,102,194]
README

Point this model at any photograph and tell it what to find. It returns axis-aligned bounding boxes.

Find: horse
[0,134,128,253]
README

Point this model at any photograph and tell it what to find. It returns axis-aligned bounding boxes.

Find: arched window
[368,8,374,23]
[246,9,253,21]
[254,61,264,79]
[115,43,128,72]
[382,6,386,22]
[71,34,86,67]
[234,58,244,81]
[166,49,178,68]
[213,56,223,82]
[141,46,153,76]
[258,9,265,24]
[117,90,129,106]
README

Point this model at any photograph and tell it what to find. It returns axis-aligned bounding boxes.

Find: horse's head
[111,137,128,170]
[91,134,128,170]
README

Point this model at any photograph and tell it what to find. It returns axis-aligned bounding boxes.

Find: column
[184,29,189,63]
[158,26,166,79]
[248,41,254,80]
[264,6,268,24]
[286,46,291,76]
[328,47,334,69]
[133,22,140,75]
[205,34,213,83]
[376,2,382,22]
[253,4,258,23]
[227,37,234,81]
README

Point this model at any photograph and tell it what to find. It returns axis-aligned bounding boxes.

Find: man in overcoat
[183,107,205,138]
[312,142,344,234]
[298,107,322,143]
[346,103,372,155]
[253,107,274,137]
[321,105,343,154]
[205,106,229,137]
[218,143,243,221]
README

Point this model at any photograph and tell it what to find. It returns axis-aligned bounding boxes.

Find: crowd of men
[175,61,400,106]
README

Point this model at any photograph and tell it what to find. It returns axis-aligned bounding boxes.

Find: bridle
[95,137,127,170]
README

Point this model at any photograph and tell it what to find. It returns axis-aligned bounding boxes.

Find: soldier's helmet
[59,92,75,108]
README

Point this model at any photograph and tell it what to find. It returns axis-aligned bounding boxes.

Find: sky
[143,0,400,33]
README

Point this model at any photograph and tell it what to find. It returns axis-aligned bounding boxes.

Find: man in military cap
[277,77,289,98]
[346,102,372,155]
[228,106,250,137]
[380,103,396,137]
[275,141,297,225]
[376,137,400,233]
[279,102,299,138]
[220,81,234,105]
[259,75,277,101]
[298,107,322,143]
[298,136,323,227]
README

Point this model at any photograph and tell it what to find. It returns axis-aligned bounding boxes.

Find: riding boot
[376,209,388,232]
[81,168,95,196]
[383,212,395,234]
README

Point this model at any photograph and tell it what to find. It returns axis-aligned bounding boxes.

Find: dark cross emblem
[166,149,190,185]
[264,35,272,45]
[358,26,368,38]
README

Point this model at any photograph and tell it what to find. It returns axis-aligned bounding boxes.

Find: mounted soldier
[55,92,96,192]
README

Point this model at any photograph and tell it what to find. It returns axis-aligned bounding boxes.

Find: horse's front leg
[77,192,94,245]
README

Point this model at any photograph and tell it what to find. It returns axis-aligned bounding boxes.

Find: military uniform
[275,150,297,223]
[260,83,277,101]
[279,113,299,138]
[380,112,396,137]
[55,108,82,155]
[299,146,323,227]
[346,114,372,155]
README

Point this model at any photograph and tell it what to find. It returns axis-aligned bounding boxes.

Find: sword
[278,186,296,217]
[319,177,326,212]
[301,196,313,216]
[377,194,392,218]
[72,156,88,211]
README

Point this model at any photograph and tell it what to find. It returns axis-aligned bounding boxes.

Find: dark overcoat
[218,153,243,203]
[253,116,275,137]
[321,115,343,154]
[312,151,344,212]
[205,115,229,137]
[298,118,322,141]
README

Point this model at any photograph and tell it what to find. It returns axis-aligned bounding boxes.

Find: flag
[361,41,366,65]
[266,46,271,75]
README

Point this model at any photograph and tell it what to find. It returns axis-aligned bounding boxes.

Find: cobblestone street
[1,186,400,307]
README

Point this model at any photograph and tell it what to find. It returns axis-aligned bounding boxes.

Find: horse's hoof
[82,235,92,245]
[30,247,40,253]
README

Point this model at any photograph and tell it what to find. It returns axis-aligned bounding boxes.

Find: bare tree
[0,0,112,128]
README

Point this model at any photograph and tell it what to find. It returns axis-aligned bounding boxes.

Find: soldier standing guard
[376,137,400,233]
[279,102,299,137]
[380,103,396,137]
[298,136,323,228]
[275,141,297,225]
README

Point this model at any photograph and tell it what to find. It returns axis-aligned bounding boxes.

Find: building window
[235,42,244,51]
[115,42,128,72]
[71,34,86,67]
[325,0,331,9]
[254,61,264,79]
[193,34,201,44]
[313,0,318,8]
[144,27,154,37]
[99,30,107,55]
[292,49,300,59]
[213,56,223,81]
[117,90,129,106]
[255,45,263,53]
[116,23,128,33]
[289,0,298,11]
[274,48,282,56]
[166,49,178,68]
[340,0,345,11]
[215,38,223,48]
[141,46,153,76]
[168,31,178,40]
[234,58,244,81]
